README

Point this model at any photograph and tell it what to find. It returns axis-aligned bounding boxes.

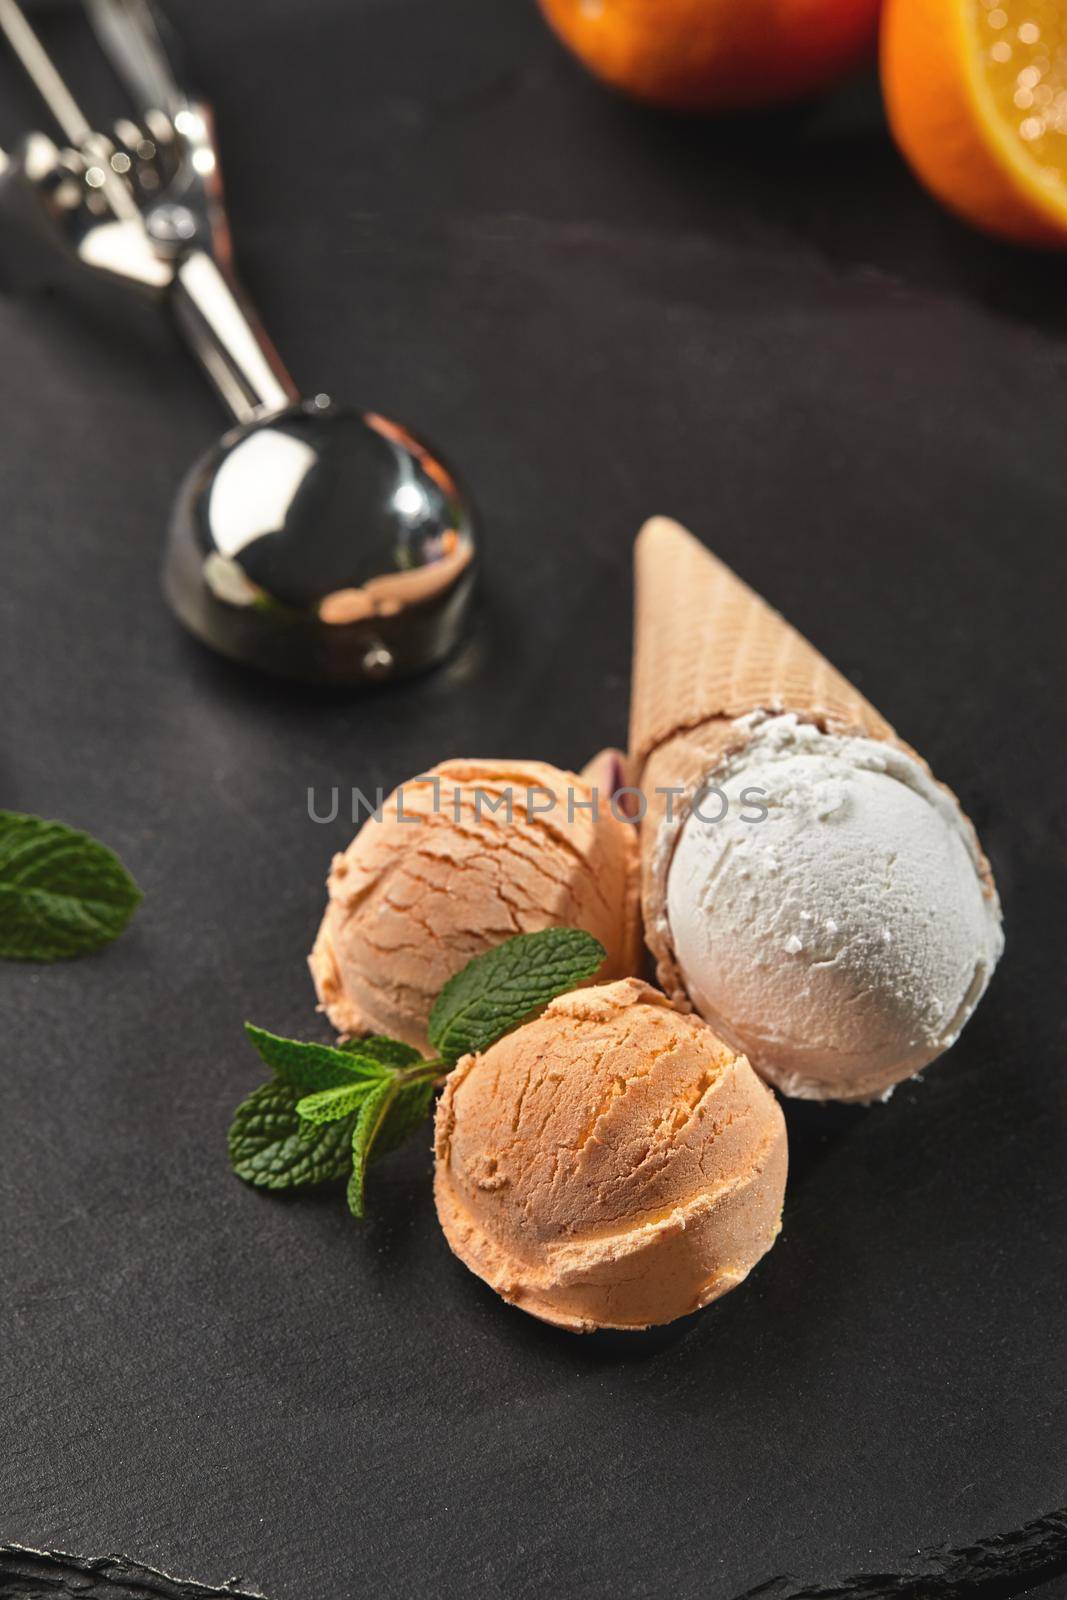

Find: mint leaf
[229,1080,353,1189]
[376,1075,437,1157]
[344,1073,439,1218]
[0,810,141,961]
[296,1081,372,1126]
[232,932,607,1220]
[428,928,606,1065]
[342,1036,423,1069]
[235,1021,438,1215]
[347,1078,399,1218]
[245,1024,392,1091]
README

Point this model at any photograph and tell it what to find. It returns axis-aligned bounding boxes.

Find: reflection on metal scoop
[0,0,477,684]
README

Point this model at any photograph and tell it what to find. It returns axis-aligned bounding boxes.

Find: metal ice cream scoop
[0,0,477,684]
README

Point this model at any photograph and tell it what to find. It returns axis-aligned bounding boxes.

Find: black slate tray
[2,2,1065,1597]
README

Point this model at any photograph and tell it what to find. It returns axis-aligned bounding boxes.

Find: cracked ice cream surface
[434,978,787,1331]
[665,714,1004,1102]
[310,759,641,1051]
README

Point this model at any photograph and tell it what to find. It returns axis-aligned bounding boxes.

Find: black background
[2,2,1066,1597]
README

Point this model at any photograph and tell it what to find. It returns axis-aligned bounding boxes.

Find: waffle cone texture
[628,518,996,1039]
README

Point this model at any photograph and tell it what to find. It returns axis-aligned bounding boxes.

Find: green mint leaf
[0,810,141,961]
[428,928,606,1066]
[244,1024,392,1092]
[341,1035,424,1069]
[375,1075,437,1159]
[229,1080,353,1189]
[345,1072,438,1218]
[347,1078,399,1218]
[296,1081,373,1127]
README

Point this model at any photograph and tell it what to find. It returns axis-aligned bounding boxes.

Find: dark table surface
[3,2,1066,1598]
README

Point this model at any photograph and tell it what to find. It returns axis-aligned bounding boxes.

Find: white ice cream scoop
[628,518,1005,1104]
[666,714,1004,1102]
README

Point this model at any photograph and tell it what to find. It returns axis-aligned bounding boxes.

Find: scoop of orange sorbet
[434,978,788,1332]
[310,759,641,1051]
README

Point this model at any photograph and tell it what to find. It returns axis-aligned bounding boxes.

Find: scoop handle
[169,250,300,423]
[85,0,300,421]
[84,0,186,123]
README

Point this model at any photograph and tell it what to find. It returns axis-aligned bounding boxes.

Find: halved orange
[882,0,1067,246]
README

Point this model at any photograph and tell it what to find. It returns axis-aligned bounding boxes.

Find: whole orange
[537,0,883,111]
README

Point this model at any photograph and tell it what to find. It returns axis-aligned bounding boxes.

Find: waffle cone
[629,518,921,1008]
[630,517,896,768]
[578,748,630,793]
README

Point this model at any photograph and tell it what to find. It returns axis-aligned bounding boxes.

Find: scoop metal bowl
[0,0,477,684]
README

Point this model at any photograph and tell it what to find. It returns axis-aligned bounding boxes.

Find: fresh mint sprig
[228,1079,355,1189]
[229,926,606,1219]
[0,810,141,961]
[428,926,606,1065]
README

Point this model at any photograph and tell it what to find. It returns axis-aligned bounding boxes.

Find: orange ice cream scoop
[434,978,787,1332]
[309,759,641,1052]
